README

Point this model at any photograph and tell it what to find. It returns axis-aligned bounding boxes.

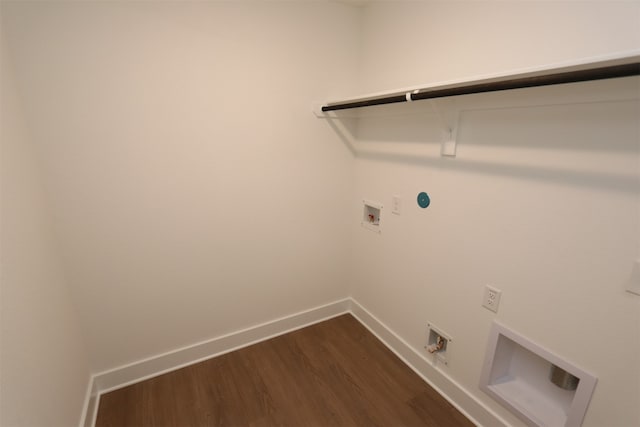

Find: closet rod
[321,62,640,112]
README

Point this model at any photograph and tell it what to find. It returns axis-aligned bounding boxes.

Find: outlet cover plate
[392,195,401,215]
[483,285,502,313]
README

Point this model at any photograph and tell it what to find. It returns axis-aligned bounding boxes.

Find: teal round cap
[417,192,430,208]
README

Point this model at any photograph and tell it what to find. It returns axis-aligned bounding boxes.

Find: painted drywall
[349,2,640,427]
[1,1,360,373]
[0,33,91,426]
[357,0,640,95]
[3,1,639,425]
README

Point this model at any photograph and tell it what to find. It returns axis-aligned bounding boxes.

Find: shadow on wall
[320,77,640,194]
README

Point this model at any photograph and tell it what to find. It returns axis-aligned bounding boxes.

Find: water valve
[427,335,446,353]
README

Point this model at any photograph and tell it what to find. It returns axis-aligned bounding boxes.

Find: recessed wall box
[425,323,452,366]
[362,200,382,233]
[480,322,597,427]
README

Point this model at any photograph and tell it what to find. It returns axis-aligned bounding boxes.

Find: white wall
[350,2,639,427]
[357,0,640,94]
[0,32,91,426]
[3,1,639,426]
[1,1,360,373]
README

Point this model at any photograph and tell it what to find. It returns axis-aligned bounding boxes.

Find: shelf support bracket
[441,118,459,157]
[430,99,460,157]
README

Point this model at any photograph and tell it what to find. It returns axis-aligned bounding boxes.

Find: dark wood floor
[96,314,474,427]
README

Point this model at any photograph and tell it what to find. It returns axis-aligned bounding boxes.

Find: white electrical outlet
[482,285,502,313]
[392,195,401,215]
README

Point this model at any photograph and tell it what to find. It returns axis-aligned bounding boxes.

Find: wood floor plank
[96,314,474,427]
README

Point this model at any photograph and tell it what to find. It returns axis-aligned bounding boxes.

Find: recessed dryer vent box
[480,322,597,427]
[362,200,382,233]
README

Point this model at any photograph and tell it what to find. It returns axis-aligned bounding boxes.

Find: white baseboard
[81,297,505,427]
[80,378,98,427]
[349,299,508,427]
[80,298,351,427]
